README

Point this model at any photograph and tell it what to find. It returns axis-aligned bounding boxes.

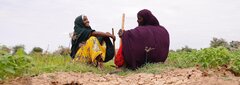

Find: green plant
[12,45,26,55]
[229,50,240,76]
[231,58,240,76]
[196,47,230,68]
[0,48,33,80]
[167,50,198,68]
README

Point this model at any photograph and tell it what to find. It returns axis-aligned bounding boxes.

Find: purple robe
[122,9,170,70]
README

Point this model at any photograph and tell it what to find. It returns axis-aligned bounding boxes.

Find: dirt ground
[1,68,240,85]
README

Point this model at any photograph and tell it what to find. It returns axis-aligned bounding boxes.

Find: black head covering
[137,9,160,26]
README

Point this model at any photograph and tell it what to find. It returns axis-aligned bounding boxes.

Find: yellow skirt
[74,36,106,64]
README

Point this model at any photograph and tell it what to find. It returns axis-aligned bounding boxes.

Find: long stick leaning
[120,13,125,44]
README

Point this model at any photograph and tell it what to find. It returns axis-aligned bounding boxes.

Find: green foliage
[12,45,26,55]
[196,47,230,68]
[168,47,231,69]
[229,50,240,75]
[167,47,240,75]
[167,51,198,68]
[0,48,33,80]
[231,57,240,75]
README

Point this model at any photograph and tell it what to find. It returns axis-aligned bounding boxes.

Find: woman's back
[122,25,169,70]
[119,9,170,70]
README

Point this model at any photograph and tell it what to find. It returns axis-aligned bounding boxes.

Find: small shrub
[229,50,240,76]
[12,45,26,55]
[30,47,43,54]
[196,47,230,68]
[231,58,240,76]
[0,48,33,80]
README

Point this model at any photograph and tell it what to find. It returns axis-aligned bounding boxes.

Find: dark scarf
[137,9,160,26]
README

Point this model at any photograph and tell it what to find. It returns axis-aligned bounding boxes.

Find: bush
[12,45,26,55]
[167,50,198,68]
[196,47,230,68]
[231,57,240,76]
[210,37,229,49]
[168,47,232,69]
[229,50,240,76]
[0,48,33,80]
[0,45,11,54]
[53,46,70,56]
[30,47,43,54]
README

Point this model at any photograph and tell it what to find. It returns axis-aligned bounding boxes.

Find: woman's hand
[118,29,124,38]
[106,32,116,42]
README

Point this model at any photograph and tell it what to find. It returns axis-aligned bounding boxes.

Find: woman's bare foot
[97,62,104,70]
[96,55,104,70]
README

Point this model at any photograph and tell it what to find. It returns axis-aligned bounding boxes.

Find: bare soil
[1,68,240,85]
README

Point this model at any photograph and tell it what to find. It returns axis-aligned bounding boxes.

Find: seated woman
[70,15,115,69]
[115,9,170,70]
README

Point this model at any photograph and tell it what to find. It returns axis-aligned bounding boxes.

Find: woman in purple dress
[116,9,170,70]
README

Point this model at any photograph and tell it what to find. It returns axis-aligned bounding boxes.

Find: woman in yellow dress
[70,15,115,69]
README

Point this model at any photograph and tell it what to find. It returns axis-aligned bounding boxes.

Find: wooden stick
[120,13,125,44]
[121,13,125,30]
[112,28,115,38]
[113,13,125,69]
[112,28,116,56]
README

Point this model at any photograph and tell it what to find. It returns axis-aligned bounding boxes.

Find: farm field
[1,45,240,85]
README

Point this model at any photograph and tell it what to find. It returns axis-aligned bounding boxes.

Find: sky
[0,0,240,53]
